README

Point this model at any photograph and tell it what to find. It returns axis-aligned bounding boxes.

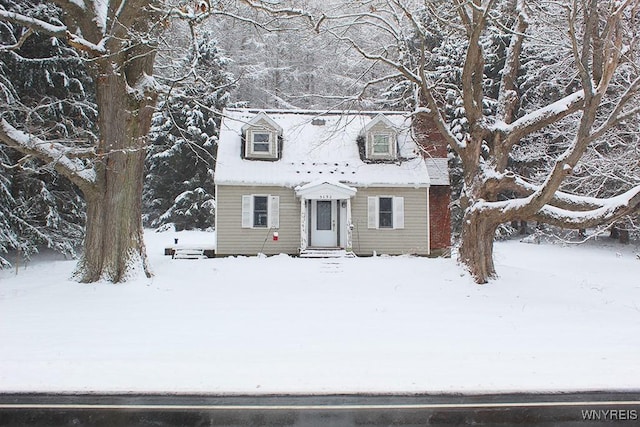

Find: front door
[311,200,337,247]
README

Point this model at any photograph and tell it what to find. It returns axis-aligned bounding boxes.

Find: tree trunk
[459,208,499,284]
[74,55,155,283]
[77,188,149,282]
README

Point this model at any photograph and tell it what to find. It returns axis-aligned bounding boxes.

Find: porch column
[300,197,307,252]
[346,198,353,252]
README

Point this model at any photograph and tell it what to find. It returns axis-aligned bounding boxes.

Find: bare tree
[320,0,640,283]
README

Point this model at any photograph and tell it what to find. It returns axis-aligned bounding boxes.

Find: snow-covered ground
[1,229,639,394]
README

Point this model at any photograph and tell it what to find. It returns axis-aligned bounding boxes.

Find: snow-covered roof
[425,158,450,186]
[215,108,449,188]
[241,111,282,134]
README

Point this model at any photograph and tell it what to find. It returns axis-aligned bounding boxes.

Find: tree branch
[0,9,105,56]
[494,90,585,144]
[237,0,315,25]
[0,10,67,37]
[0,27,33,51]
[529,185,640,229]
[0,119,96,194]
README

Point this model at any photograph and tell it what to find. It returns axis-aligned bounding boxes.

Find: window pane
[373,134,390,154]
[254,196,268,227]
[252,132,271,152]
[253,143,270,152]
[253,132,270,142]
[316,201,332,230]
[379,197,393,228]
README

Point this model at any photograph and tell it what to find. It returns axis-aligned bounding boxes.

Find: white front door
[311,200,337,247]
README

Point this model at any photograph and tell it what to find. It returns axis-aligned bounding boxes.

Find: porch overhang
[295,180,357,200]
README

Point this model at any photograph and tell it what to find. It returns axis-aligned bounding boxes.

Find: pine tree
[0,0,91,267]
[144,31,233,231]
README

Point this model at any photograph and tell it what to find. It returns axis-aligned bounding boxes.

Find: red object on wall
[273,231,279,241]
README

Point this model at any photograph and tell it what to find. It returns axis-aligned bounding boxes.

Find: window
[245,129,277,159]
[252,132,271,153]
[242,195,279,229]
[372,134,391,154]
[362,114,397,160]
[316,200,332,230]
[241,112,282,159]
[253,196,268,227]
[378,197,393,228]
[368,196,404,229]
[366,131,396,159]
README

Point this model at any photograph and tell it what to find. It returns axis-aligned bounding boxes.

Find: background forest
[1,0,639,272]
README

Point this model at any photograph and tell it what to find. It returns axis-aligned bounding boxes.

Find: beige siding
[216,185,300,255]
[217,185,428,257]
[351,187,429,256]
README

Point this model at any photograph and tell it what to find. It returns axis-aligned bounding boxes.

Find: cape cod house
[214,108,450,257]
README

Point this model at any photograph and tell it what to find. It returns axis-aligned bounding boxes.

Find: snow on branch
[473,178,640,228]
[0,10,67,37]
[238,0,315,24]
[492,90,585,141]
[530,185,640,229]
[0,119,96,192]
[589,75,640,142]
[0,9,105,56]
[325,31,421,86]
[506,175,628,211]
[66,32,106,56]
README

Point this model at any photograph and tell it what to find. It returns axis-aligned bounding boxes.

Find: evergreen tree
[0,0,92,267]
[144,31,233,231]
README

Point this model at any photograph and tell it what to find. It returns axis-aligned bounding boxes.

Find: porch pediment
[295,180,357,200]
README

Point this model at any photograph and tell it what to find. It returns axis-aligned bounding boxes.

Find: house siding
[216,185,300,256]
[351,187,429,256]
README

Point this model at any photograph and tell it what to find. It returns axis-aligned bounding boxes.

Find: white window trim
[242,195,280,229]
[367,131,397,159]
[372,133,392,154]
[246,129,277,158]
[367,196,404,229]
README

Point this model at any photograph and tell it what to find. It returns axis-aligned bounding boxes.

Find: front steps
[299,248,356,258]
[172,248,208,260]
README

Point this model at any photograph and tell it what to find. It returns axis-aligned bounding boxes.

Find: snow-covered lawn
[1,230,639,394]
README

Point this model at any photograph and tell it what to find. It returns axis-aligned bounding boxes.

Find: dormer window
[363,114,398,160]
[250,130,273,153]
[242,112,282,160]
[372,133,392,155]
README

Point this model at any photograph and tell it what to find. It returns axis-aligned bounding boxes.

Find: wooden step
[300,249,356,258]
[173,248,207,260]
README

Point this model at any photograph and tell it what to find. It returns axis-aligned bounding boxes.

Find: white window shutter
[269,195,280,228]
[241,195,252,228]
[393,196,404,229]
[368,197,378,229]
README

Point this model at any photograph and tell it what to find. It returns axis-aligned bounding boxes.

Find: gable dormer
[362,114,398,161]
[241,112,282,160]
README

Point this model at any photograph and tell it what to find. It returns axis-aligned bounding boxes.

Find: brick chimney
[412,111,448,158]
[412,110,451,256]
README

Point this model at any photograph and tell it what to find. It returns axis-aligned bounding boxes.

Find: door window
[316,200,332,230]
